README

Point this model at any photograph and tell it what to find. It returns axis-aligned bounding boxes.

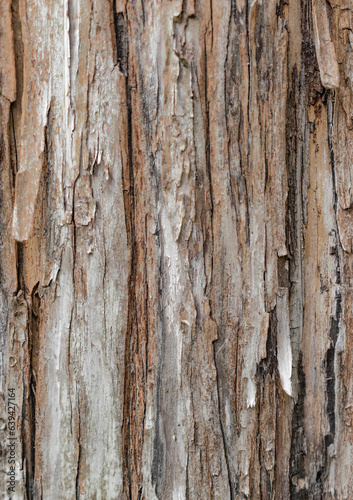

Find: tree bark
[1,0,353,498]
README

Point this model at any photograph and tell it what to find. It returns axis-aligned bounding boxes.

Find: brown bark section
[1,0,353,498]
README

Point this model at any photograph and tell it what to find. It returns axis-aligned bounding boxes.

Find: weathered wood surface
[1,0,353,498]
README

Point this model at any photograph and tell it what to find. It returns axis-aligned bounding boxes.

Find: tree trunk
[1,0,353,498]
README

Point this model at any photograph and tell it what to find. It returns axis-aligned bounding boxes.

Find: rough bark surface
[1,0,353,498]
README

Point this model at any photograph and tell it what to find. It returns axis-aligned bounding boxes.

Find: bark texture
[1,0,353,498]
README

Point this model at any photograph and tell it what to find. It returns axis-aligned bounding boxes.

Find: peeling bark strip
[312,0,339,89]
[2,0,353,498]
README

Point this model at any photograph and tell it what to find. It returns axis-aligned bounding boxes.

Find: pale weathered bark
[1,0,353,498]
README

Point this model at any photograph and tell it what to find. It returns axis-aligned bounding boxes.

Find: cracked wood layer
[1,0,353,498]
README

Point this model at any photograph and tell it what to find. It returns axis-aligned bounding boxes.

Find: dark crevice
[258,308,278,380]
[14,292,34,500]
[118,6,134,498]
[327,94,339,222]
[141,215,149,451]
[256,309,277,499]
[28,282,40,500]
[151,211,165,493]
[203,38,214,297]
[10,105,18,187]
[15,242,24,294]
[287,2,309,494]
[325,290,341,451]
[113,7,128,76]
[185,451,190,500]
[67,0,76,103]
[289,353,307,499]
[21,370,30,499]
[11,0,24,117]
[325,93,341,485]
[213,340,234,500]
[75,392,82,500]
[243,1,252,246]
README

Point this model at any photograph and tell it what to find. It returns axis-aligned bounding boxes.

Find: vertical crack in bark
[212,341,234,500]
[10,105,18,187]
[75,392,82,500]
[117,7,134,498]
[142,215,149,432]
[10,0,24,116]
[327,94,339,237]
[151,211,165,494]
[68,304,74,436]
[21,122,48,497]
[26,281,40,500]
[113,3,128,76]
[185,449,190,500]
[325,93,341,475]
[203,39,214,296]
[245,1,252,201]
[290,353,306,499]
[287,25,307,494]
[15,242,24,294]
[67,0,75,103]
[256,309,277,499]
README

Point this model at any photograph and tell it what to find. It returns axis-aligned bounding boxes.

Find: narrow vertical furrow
[325,95,341,480]
[114,4,135,497]
[287,20,308,497]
